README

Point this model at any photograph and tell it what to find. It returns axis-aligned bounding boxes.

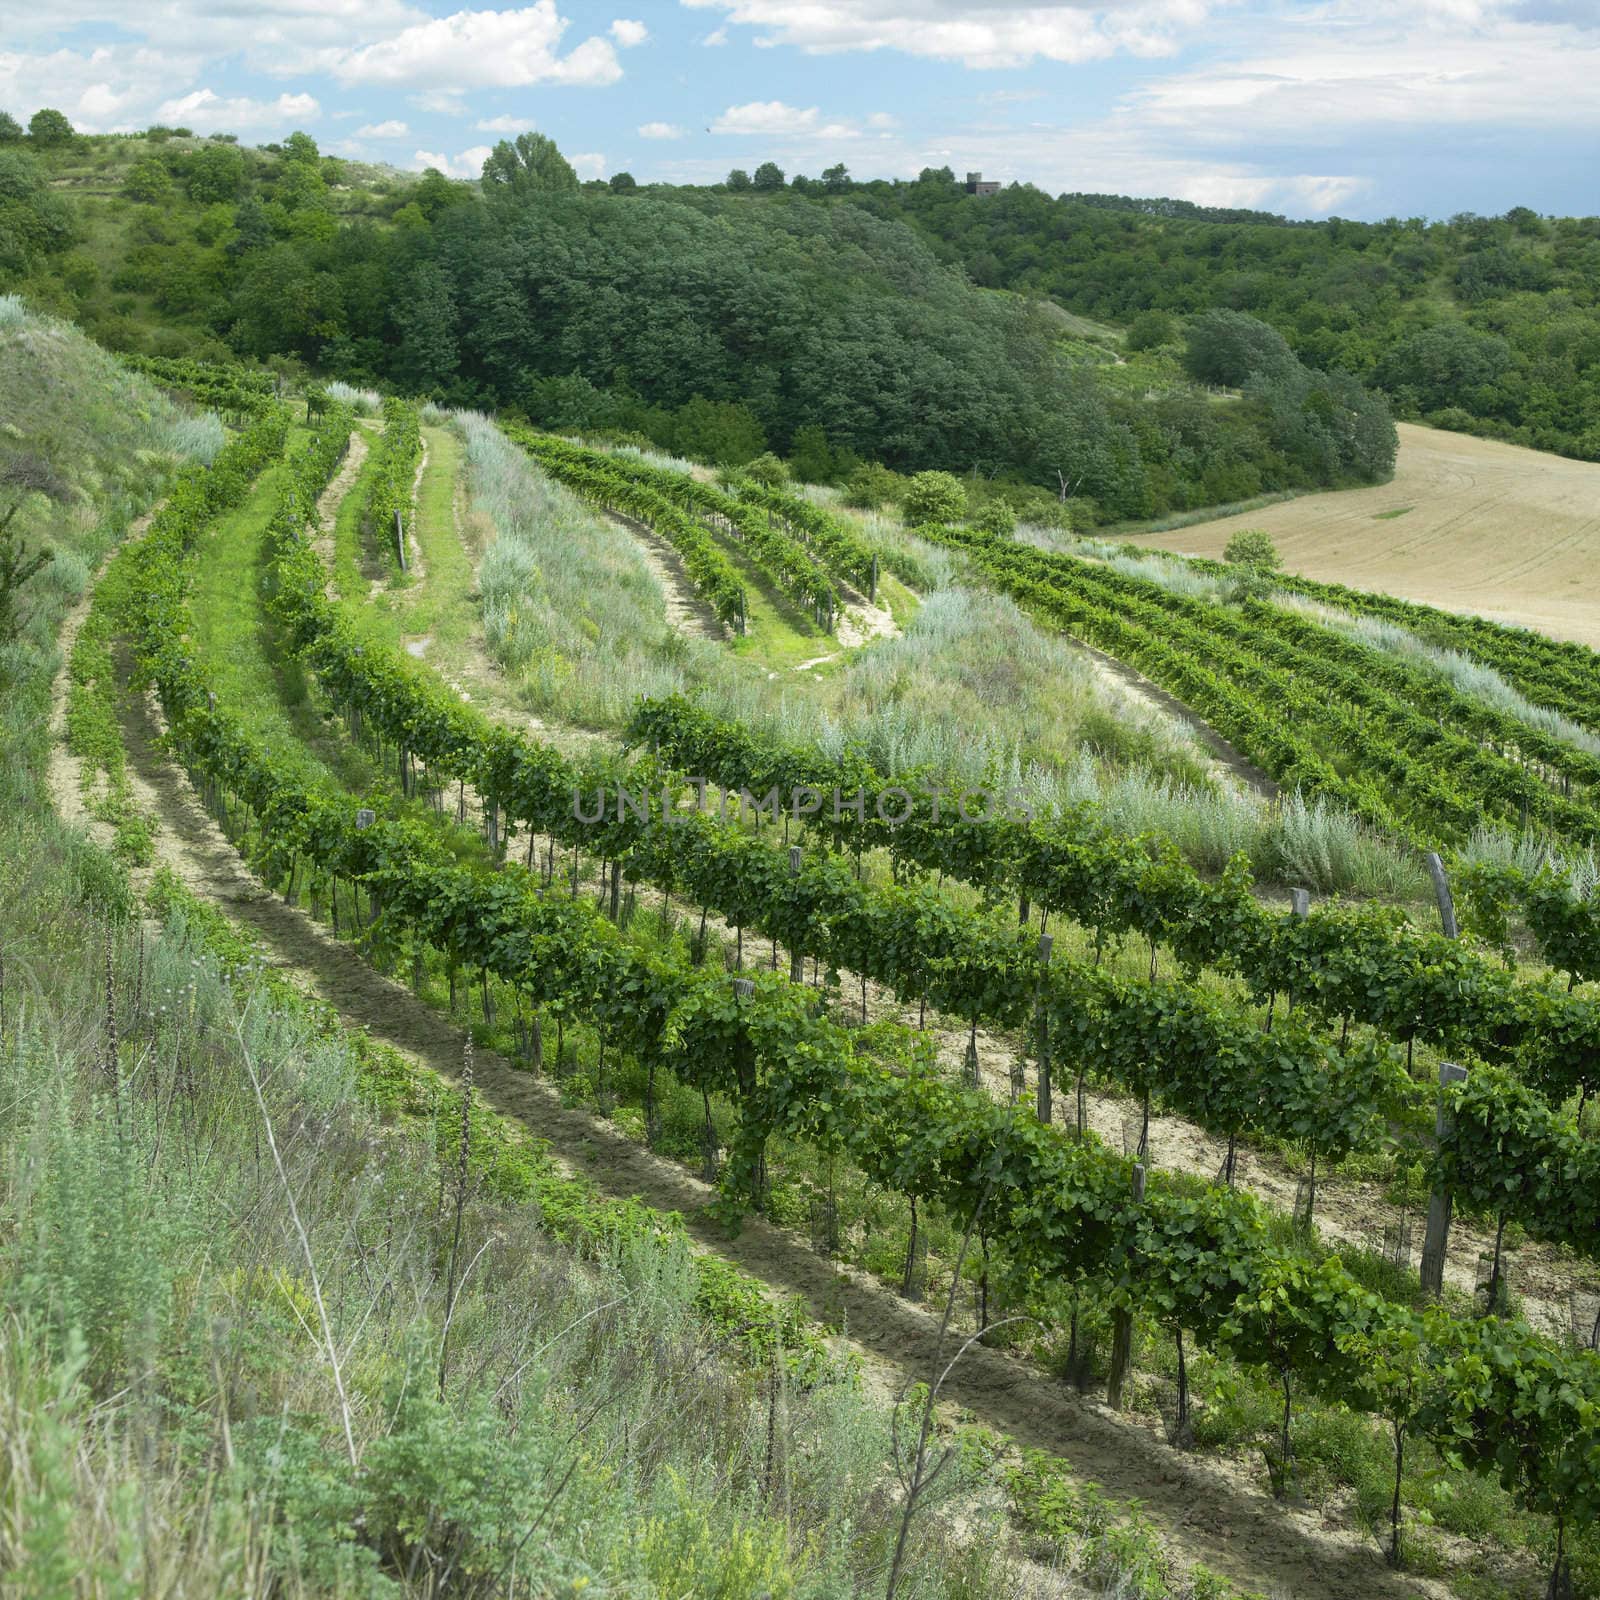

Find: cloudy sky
[3,0,1597,218]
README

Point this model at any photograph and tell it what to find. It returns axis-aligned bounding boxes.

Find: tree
[842,463,900,509]
[481,133,578,203]
[124,156,173,203]
[752,161,785,192]
[186,142,245,204]
[0,112,22,144]
[670,396,766,465]
[788,424,837,483]
[412,168,469,222]
[1182,309,1296,387]
[609,171,638,193]
[394,260,459,392]
[902,470,966,526]
[725,168,752,191]
[1223,529,1281,574]
[822,162,850,193]
[27,108,74,146]
[917,166,955,185]
[1375,323,1512,415]
[1125,309,1176,352]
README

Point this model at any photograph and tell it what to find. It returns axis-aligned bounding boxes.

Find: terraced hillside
[9,315,1600,1600]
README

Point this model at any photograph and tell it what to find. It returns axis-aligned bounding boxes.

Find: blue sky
[3,1,1598,219]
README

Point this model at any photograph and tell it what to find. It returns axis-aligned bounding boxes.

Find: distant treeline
[3,123,1397,522]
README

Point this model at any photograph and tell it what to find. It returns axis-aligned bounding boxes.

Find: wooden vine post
[1424,850,1458,939]
[869,553,879,604]
[788,847,805,984]
[1035,933,1054,1124]
[393,508,407,572]
[1420,1060,1469,1297]
[1106,1162,1145,1409]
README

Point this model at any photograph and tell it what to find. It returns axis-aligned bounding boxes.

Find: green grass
[1373,507,1415,521]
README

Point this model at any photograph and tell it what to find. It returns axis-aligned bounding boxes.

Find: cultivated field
[1126,423,1600,646]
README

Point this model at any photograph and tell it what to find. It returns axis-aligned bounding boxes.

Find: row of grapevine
[1458,859,1600,986]
[246,474,1600,1269]
[725,478,881,597]
[518,432,840,631]
[105,408,1600,1577]
[630,695,1600,1087]
[120,353,281,420]
[926,525,1600,847]
[363,397,422,571]
[1225,560,1600,739]
[504,426,747,631]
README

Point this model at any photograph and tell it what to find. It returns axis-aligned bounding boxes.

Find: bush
[841,462,901,509]
[970,500,1016,537]
[0,112,22,144]
[1223,529,1281,573]
[902,469,966,526]
[124,157,173,203]
[742,451,789,487]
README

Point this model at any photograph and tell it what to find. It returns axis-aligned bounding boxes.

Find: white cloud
[610,18,649,46]
[156,88,321,131]
[703,26,729,45]
[712,99,820,135]
[409,144,493,177]
[638,120,685,138]
[678,0,1209,67]
[0,44,197,132]
[476,115,532,132]
[332,3,622,89]
[571,150,607,177]
[710,99,887,139]
[355,119,408,137]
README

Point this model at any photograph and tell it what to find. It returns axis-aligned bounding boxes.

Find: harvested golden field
[1125,422,1600,646]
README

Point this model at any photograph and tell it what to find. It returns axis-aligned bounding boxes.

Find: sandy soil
[1124,423,1600,646]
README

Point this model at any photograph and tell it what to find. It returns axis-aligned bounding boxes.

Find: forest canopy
[0,126,1401,523]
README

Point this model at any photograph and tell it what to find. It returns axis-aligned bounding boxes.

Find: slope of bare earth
[1123,424,1600,647]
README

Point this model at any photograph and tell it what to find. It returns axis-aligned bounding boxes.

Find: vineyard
[29,345,1600,1600]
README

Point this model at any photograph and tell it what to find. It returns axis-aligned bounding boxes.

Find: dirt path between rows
[605,509,729,643]
[100,673,1452,1600]
[1077,640,1278,800]
[312,423,373,597]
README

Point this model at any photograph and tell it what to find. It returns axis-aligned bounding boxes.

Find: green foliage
[1183,309,1297,387]
[1376,323,1514,416]
[902,469,967,526]
[123,156,173,203]
[184,142,245,204]
[481,131,578,202]
[752,161,784,191]
[0,148,74,272]
[1125,309,1177,351]
[741,450,789,487]
[26,108,73,146]
[970,499,1017,538]
[842,462,902,509]
[0,111,22,143]
[1222,529,1281,573]
[725,167,751,191]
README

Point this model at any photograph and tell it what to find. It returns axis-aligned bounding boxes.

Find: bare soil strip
[312,423,372,597]
[1076,639,1278,800]
[605,509,730,642]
